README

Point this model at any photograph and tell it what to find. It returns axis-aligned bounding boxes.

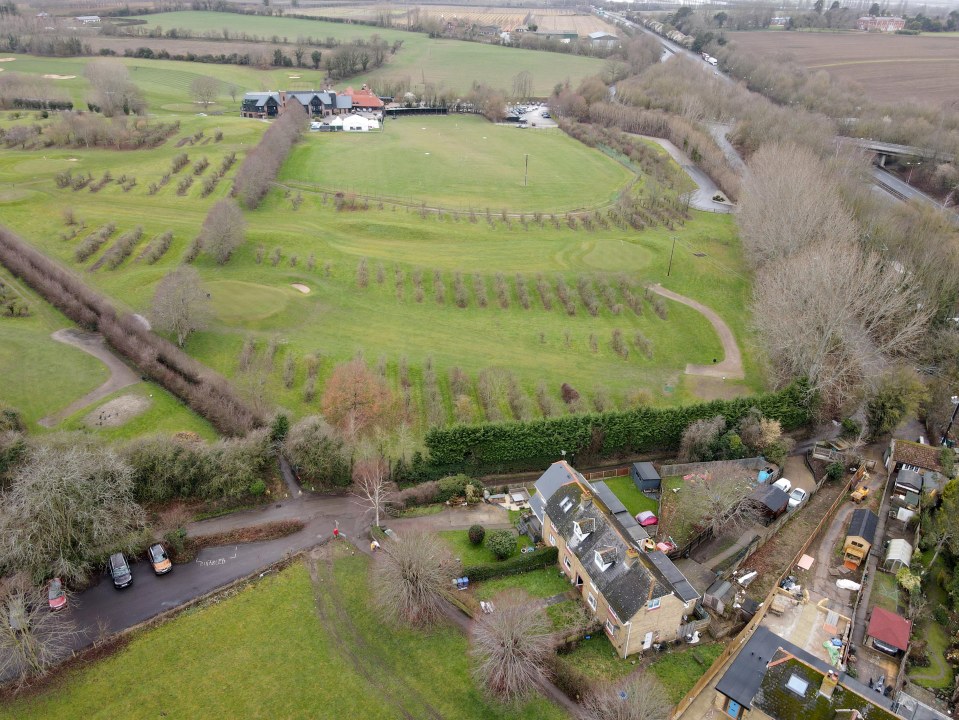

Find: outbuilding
[843,508,878,569]
[883,538,914,572]
[631,462,661,492]
[866,607,912,656]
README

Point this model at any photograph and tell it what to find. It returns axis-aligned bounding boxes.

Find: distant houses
[857,15,905,32]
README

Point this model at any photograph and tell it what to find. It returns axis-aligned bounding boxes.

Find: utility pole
[667,236,677,277]
[524,153,529,187]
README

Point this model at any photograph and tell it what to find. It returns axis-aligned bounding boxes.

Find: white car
[787,487,807,509]
[772,478,792,494]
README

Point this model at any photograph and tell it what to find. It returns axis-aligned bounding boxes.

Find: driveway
[635,134,735,213]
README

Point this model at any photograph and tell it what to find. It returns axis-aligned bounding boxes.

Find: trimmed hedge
[462,546,558,580]
[425,381,812,473]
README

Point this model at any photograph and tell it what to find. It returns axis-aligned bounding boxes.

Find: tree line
[232,102,306,209]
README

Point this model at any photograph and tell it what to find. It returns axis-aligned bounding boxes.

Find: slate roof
[847,508,878,544]
[336,95,353,110]
[532,462,584,521]
[243,91,279,107]
[867,607,912,652]
[716,626,892,712]
[592,481,628,515]
[529,493,545,522]
[895,467,923,492]
[544,480,699,620]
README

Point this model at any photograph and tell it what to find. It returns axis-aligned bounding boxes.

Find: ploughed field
[728,30,959,106]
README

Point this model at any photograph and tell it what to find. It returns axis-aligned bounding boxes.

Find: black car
[108,552,133,589]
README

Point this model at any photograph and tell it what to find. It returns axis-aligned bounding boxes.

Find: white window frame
[647,597,661,611]
[589,581,597,592]
[563,555,572,570]
[587,593,597,611]
[593,550,612,573]
[605,618,615,634]
[560,497,573,513]
[549,533,556,546]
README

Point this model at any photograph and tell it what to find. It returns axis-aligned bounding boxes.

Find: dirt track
[38,329,140,427]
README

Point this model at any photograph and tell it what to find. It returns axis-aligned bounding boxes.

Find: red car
[48,578,67,611]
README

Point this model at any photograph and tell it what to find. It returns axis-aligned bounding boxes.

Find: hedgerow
[461,546,558,580]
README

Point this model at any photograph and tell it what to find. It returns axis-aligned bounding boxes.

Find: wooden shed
[631,462,661,492]
[843,508,878,569]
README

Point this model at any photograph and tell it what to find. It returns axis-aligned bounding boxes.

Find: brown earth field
[727,30,959,106]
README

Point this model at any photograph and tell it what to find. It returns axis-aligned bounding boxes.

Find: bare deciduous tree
[0,445,145,584]
[83,59,145,116]
[683,463,764,537]
[0,578,78,685]
[738,142,859,268]
[190,75,221,108]
[150,266,211,348]
[374,530,456,628]
[678,415,726,462]
[471,590,553,703]
[199,199,246,265]
[351,455,395,528]
[752,240,932,412]
[583,673,671,720]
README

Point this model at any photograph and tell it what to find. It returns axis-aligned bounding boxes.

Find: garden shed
[631,462,661,491]
[883,539,913,572]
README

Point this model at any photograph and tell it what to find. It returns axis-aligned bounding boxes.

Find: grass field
[728,31,959,106]
[128,10,608,96]
[0,99,761,437]
[0,546,567,719]
[284,116,633,211]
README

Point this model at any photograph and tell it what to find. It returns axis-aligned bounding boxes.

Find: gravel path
[37,329,140,427]
[647,284,744,379]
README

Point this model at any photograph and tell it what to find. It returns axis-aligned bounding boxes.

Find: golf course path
[648,284,744,379]
[38,329,140,427]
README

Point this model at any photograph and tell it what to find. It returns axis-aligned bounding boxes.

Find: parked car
[108,553,133,589]
[47,577,67,610]
[541,111,550,118]
[147,544,172,575]
[772,478,792,494]
[787,488,807,510]
[872,637,901,656]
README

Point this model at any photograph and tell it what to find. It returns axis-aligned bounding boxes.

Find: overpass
[840,137,952,165]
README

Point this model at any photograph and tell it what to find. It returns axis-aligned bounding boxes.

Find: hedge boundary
[424,381,811,474]
[461,546,558,580]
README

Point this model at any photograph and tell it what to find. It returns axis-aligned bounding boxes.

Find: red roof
[867,607,912,651]
[344,86,384,108]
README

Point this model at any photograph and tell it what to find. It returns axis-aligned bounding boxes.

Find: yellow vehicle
[850,486,870,503]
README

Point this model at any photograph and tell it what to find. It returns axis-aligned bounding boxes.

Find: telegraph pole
[524,153,529,187]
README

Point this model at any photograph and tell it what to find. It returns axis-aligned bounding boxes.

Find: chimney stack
[820,671,839,699]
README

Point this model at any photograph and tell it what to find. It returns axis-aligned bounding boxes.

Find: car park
[148,544,172,575]
[108,553,133,589]
[47,577,67,610]
[787,488,807,510]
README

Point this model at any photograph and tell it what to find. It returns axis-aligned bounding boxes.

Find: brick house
[343,85,385,113]
[540,468,700,657]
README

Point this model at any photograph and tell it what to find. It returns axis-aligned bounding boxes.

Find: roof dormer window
[594,546,616,572]
[574,518,595,540]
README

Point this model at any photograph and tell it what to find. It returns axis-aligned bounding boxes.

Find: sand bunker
[291,283,310,294]
[84,393,151,428]
[0,58,15,62]
[42,74,76,80]
[289,75,301,79]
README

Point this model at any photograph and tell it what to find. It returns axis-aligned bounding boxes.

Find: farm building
[631,462,661,492]
[883,538,913,572]
[588,31,619,48]
[75,15,100,24]
[843,508,878,569]
[857,16,905,32]
[866,607,911,655]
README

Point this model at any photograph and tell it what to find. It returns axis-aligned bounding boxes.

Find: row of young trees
[0,226,259,436]
[232,102,306,209]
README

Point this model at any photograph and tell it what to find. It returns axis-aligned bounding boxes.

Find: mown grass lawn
[603,475,660,517]
[557,634,635,681]
[440,528,532,566]
[283,116,633,212]
[649,642,724,703]
[474,566,570,601]
[1,546,568,720]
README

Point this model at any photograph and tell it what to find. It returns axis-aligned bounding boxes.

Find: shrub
[840,418,862,438]
[468,524,486,545]
[462,546,558,580]
[436,473,481,502]
[486,529,516,560]
[826,462,846,481]
[249,479,267,496]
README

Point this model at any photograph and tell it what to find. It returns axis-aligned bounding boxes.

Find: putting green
[208,280,292,324]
